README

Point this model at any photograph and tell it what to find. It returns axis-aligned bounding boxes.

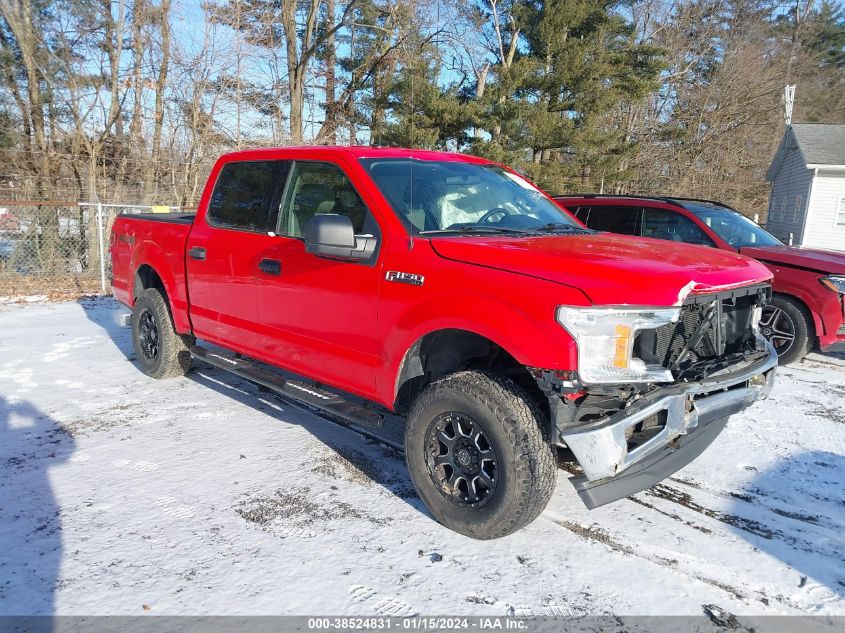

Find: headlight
[556,306,680,384]
[820,275,845,294]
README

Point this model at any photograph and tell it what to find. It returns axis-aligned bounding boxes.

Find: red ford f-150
[111,147,778,539]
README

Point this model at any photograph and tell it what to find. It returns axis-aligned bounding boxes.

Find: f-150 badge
[386,271,425,286]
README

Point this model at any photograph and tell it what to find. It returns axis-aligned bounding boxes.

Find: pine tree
[472,0,663,192]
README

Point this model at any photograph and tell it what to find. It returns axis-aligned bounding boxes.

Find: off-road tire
[131,287,193,379]
[405,370,556,539]
[764,295,813,365]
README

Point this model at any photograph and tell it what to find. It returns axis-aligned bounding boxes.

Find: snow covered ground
[1,298,843,617]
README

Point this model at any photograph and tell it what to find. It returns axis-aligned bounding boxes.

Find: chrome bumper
[562,338,778,483]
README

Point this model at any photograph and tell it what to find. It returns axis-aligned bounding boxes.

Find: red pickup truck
[111,147,777,539]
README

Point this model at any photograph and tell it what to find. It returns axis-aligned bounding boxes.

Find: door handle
[258,258,281,275]
[188,246,206,261]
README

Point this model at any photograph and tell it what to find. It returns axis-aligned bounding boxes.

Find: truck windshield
[359,158,581,235]
[684,202,782,248]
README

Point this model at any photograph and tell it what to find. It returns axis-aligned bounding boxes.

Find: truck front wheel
[131,288,193,379]
[405,370,556,539]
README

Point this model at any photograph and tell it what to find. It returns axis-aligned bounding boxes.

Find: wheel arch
[772,290,818,338]
[129,239,191,333]
[392,327,546,417]
[134,263,167,300]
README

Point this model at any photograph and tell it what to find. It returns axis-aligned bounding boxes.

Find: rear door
[581,204,641,235]
[186,160,288,353]
[254,159,385,399]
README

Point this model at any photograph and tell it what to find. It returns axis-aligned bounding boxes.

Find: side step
[190,345,384,429]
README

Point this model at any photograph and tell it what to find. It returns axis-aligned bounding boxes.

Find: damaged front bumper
[560,337,777,509]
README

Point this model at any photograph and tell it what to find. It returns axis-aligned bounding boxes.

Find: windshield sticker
[502,171,537,191]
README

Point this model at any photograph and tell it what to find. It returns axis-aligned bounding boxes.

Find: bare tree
[142,0,172,202]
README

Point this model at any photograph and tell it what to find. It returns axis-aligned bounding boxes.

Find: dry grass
[0,274,105,300]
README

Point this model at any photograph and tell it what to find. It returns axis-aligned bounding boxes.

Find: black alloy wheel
[405,370,557,539]
[426,412,498,507]
[131,287,193,379]
[137,308,160,360]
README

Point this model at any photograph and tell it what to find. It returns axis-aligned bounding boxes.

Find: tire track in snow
[548,479,842,615]
[645,482,844,563]
[547,515,750,605]
[669,475,842,532]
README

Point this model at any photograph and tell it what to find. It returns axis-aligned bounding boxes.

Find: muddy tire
[131,288,193,379]
[760,295,812,365]
[405,370,556,539]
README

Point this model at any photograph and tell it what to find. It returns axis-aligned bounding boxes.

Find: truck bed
[110,213,194,333]
[121,212,195,224]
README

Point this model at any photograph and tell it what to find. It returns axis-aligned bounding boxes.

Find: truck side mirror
[304,214,376,262]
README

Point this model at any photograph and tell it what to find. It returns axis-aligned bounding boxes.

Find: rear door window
[641,207,714,246]
[207,161,282,231]
[583,205,641,235]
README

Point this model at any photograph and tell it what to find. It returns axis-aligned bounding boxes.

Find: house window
[837,197,845,226]
[779,196,787,221]
[793,195,802,222]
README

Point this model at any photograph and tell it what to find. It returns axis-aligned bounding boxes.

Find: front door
[255,159,385,400]
[186,159,286,354]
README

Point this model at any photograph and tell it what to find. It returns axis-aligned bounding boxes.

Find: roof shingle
[791,123,845,165]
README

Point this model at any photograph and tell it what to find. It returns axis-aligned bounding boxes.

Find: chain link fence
[0,202,181,298]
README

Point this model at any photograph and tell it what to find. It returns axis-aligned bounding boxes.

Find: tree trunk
[129,0,145,142]
[323,0,337,144]
[289,67,304,143]
[1,0,48,192]
[143,0,171,202]
[474,63,489,139]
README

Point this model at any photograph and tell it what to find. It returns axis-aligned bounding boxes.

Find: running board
[190,345,384,429]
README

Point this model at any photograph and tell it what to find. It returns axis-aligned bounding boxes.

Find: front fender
[771,276,826,336]
[379,291,579,407]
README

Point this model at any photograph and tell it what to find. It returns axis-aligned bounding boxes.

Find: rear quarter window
[207,161,279,231]
[569,205,591,223]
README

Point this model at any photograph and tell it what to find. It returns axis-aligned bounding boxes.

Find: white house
[766,123,845,251]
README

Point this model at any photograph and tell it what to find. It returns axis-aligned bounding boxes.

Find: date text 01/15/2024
[307,617,528,630]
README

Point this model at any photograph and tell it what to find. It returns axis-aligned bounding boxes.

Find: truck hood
[429,234,773,306]
[739,245,845,275]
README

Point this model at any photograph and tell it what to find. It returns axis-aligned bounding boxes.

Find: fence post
[96,202,107,294]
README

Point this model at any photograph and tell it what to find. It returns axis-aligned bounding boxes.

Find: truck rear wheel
[131,288,193,379]
[405,370,556,539]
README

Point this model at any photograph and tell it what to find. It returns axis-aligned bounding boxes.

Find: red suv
[555,195,845,364]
